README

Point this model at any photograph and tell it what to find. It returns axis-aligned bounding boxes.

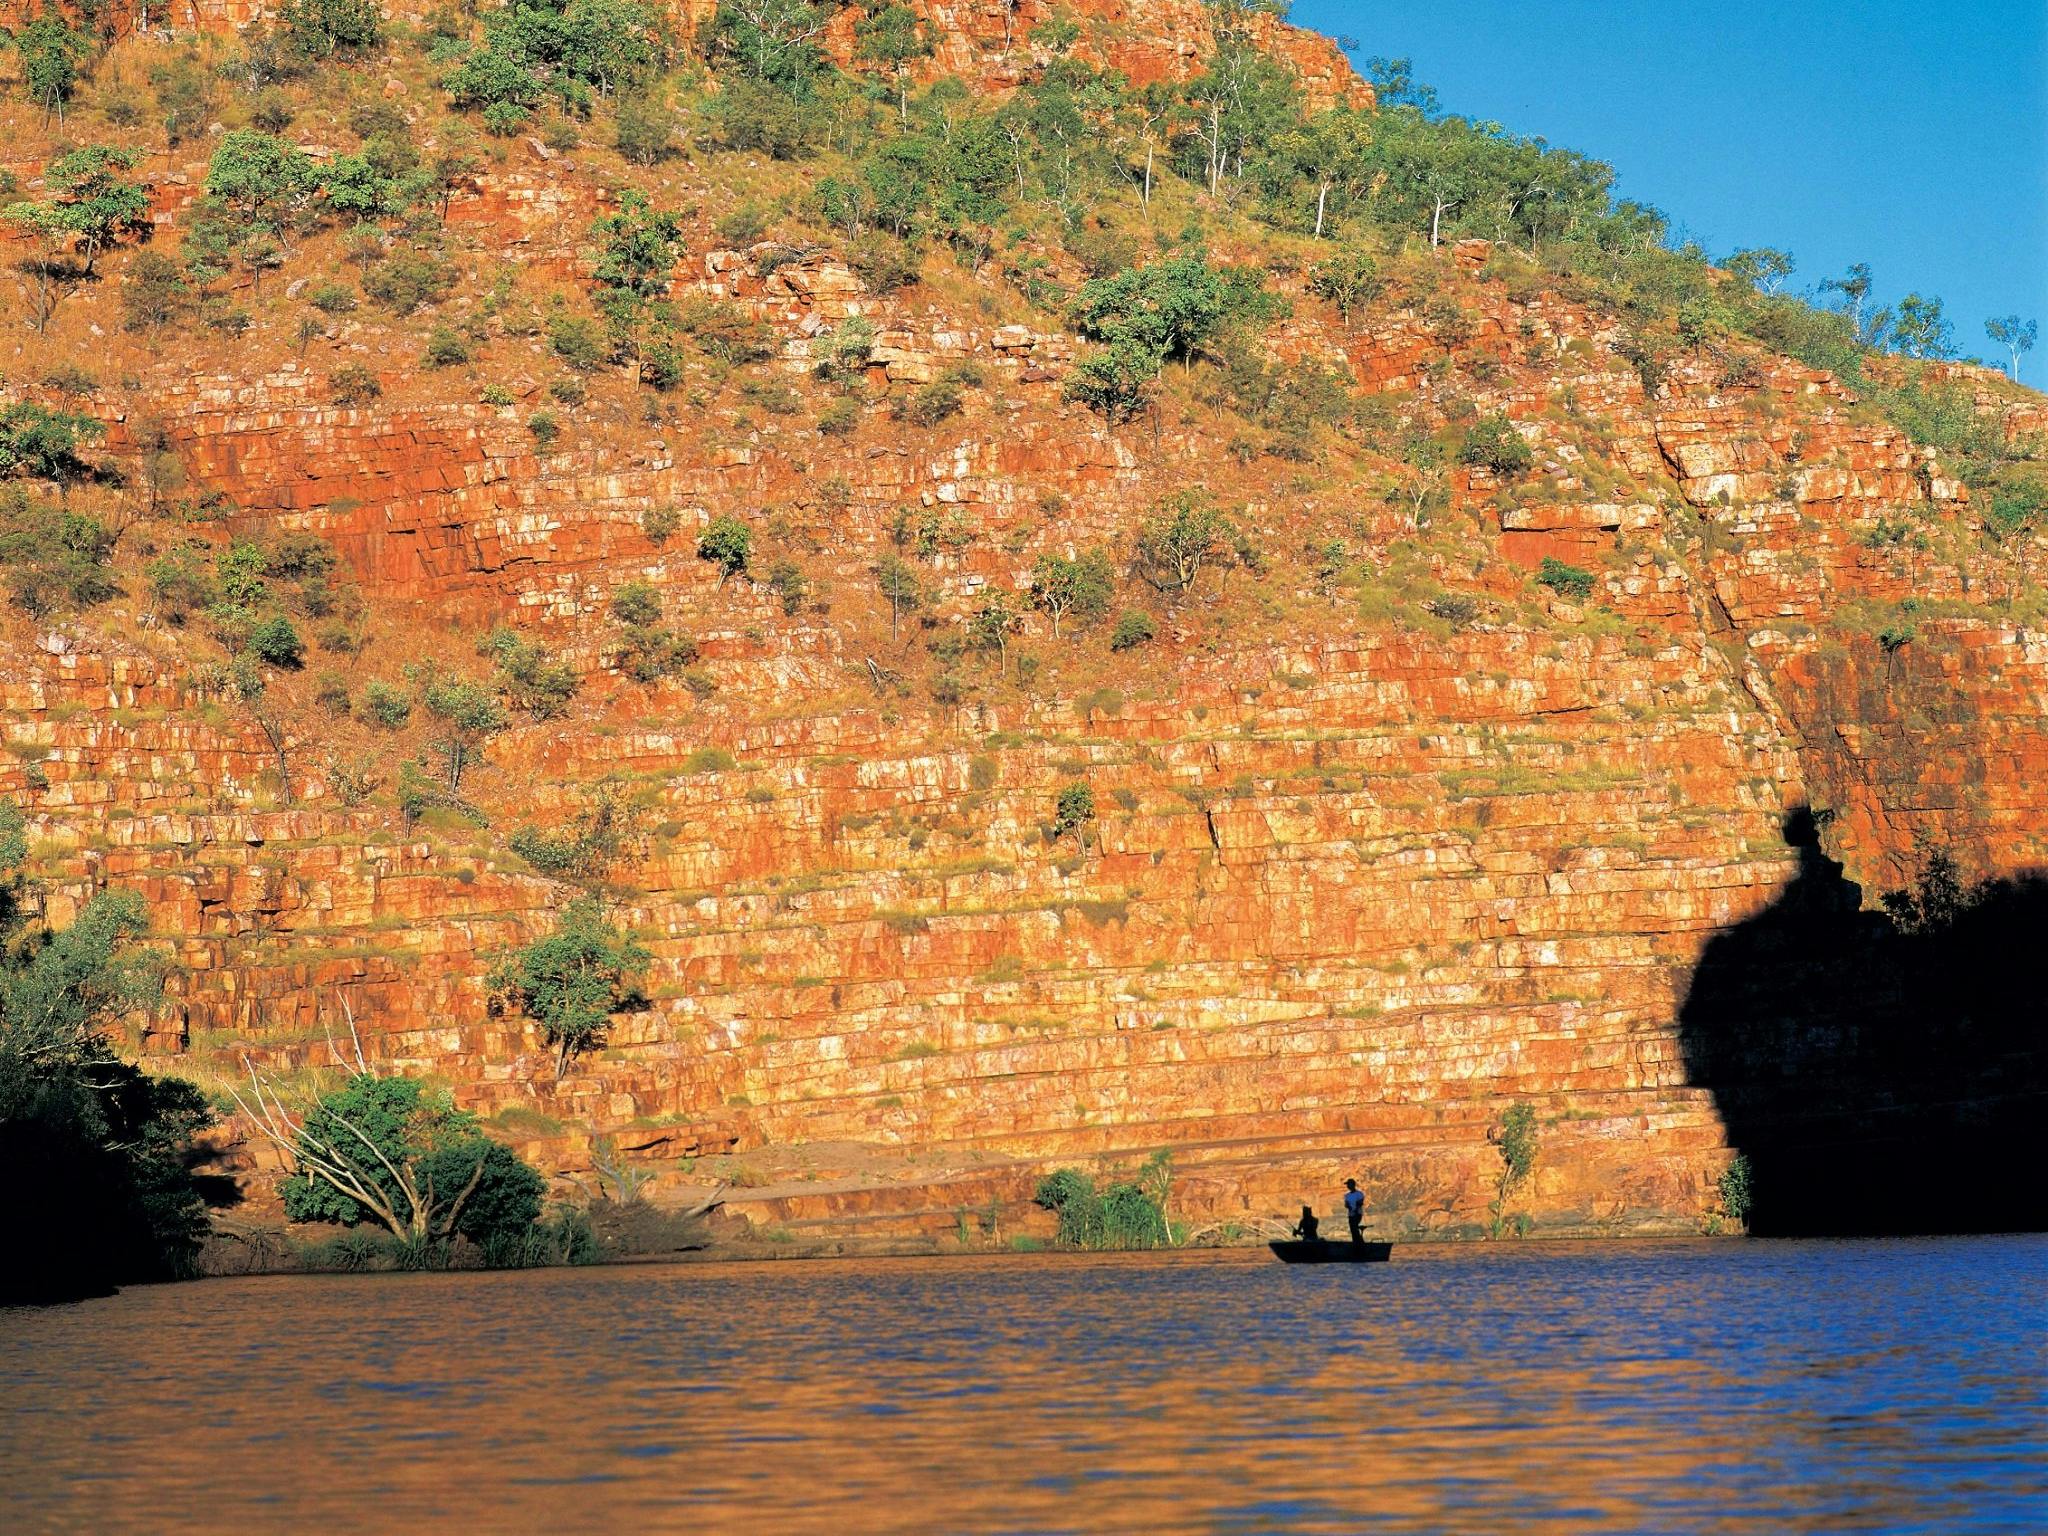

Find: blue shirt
[1344,1189,1364,1219]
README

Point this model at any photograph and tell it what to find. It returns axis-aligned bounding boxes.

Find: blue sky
[1292,1,2048,373]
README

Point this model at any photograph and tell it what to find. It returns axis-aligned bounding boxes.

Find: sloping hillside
[2,0,2043,1242]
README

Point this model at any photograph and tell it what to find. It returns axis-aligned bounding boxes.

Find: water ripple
[2,1237,2045,1532]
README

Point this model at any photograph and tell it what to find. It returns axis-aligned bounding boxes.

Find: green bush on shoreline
[288,1205,599,1272]
[0,802,214,1306]
[1032,1153,1175,1250]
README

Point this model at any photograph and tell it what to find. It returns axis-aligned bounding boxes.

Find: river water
[3,1236,2044,1532]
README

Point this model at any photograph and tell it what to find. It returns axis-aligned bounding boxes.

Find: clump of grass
[1032,1154,1174,1249]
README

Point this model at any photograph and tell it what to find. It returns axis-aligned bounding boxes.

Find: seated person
[1292,1205,1320,1243]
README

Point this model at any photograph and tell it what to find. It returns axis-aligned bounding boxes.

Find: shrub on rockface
[248,614,307,668]
[0,401,102,481]
[610,580,662,627]
[1489,1101,1539,1238]
[1072,257,1248,368]
[331,363,382,405]
[443,0,666,133]
[507,788,633,883]
[1030,549,1114,639]
[1065,257,1277,421]
[279,0,383,60]
[365,254,455,315]
[415,669,508,793]
[489,897,650,1077]
[361,680,413,728]
[3,144,150,278]
[1536,556,1595,602]
[0,803,211,1305]
[698,515,753,583]
[891,371,966,426]
[615,91,679,163]
[482,627,579,720]
[0,492,118,616]
[1051,781,1096,853]
[1134,494,1232,599]
[1717,1154,1754,1226]
[1109,610,1157,651]
[1460,413,1534,476]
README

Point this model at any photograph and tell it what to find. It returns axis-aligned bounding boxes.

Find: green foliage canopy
[0,491,118,615]
[698,515,753,583]
[0,802,208,1304]
[0,402,102,482]
[1030,549,1115,638]
[280,1074,545,1248]
[1032,1162,1170,1249]
[490,897,650,1076]
[3,145,149,277]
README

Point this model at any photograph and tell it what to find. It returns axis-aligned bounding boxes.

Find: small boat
[1269,1239,1393,1264]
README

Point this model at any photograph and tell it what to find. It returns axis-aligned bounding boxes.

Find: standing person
[1343,1178,1365,1246]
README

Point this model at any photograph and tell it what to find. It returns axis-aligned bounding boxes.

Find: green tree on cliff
[1257,106,1375,238]
[967,589,1019,677]
[698,515,753,584]
[1306,249,1381,320]
[1052,781,1097,856]
[279,0,383,60]
[3,145,150,279]
[415,670,509,795]
[1030,549,1114,640]
[854,3,931,122]
[224,992,571,1265]
[489,896,650,1077]
[594,189,683,295]
[1822,262,1880,345]
[590,189,682,378]
[445,0,666,129]
[1725,247,1795,296]
[1183,10,1299,197]
[1064,341,1157,423]
[482,628,580,721]
[1892,293,1955,361]
[0,402,103,482]
[875,554,921,638]
[0,802,214,1304]
[13,16,93,124]
[198,130,324,289]
[1985,315,2037,383]
[205,130,324,243]
[708,0,832,92]
[0,490,120,615]
[323,137,427,229]
[1489,1101,1538,1238]
[1072,257,1240,373]
[1134,493,1231,599]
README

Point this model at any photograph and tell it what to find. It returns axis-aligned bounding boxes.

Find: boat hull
[1268,1239,1393,1264]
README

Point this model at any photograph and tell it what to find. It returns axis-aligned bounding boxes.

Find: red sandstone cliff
[1,5,2040,1247]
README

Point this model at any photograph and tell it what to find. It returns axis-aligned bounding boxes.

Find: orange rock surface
[1,5,2042,1246]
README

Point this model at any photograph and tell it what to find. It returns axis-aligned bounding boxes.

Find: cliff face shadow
[1678,807,2048,1236]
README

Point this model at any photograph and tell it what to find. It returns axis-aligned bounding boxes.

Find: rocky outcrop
[1,9,2040,1248]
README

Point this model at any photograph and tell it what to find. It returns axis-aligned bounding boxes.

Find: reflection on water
[4,1236,2045,1533]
